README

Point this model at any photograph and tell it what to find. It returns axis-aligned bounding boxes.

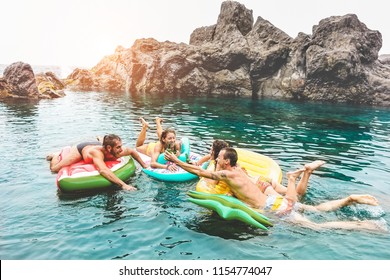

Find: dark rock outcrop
[301,14,387,104]
[2,62,39,98]
[67,0,390,106]
[0,62,65,99]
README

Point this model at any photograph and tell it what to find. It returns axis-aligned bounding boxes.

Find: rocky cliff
[66,0,390,106]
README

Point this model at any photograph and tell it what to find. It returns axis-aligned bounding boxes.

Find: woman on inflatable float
[135,117,183,172]
[136,117,208,182]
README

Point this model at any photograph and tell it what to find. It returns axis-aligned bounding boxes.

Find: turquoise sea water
[0,90,389,260]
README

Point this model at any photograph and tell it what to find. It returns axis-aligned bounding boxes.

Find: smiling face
[216,149,228,170]
[216,147,237,169]
[107,139,123,158]
[163,131,176,148]
[102,134,123,158]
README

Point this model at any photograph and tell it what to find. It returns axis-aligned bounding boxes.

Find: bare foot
[304,160,325,173]
[139,117,149,129]
[349,194,379,206]
[287,168,305,181]
[155,117,164,124]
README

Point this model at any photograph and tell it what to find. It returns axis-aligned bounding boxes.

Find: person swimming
[165,147,387,233]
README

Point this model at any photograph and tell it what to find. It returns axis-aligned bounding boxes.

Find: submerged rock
[67,0,390,106]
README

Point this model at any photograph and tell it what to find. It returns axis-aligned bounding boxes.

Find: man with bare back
[47,134,147,191]
[165,147,386,232]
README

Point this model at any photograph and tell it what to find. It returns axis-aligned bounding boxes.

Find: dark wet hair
[160,128,176,143]
[221,147,238,166]
[212,140,229,160]
[103,134,121,148]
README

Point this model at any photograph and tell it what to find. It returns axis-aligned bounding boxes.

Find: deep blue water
[0,90,389,260]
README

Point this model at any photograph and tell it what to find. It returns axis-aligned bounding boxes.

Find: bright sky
[1,0,389,68]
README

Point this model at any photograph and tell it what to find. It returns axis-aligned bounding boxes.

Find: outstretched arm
[165,152,227,180]
[196,154,211,166]
[121,147,148,168]
[91,150,136,191]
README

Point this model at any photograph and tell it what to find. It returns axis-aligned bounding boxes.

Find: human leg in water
[271,160,325,196]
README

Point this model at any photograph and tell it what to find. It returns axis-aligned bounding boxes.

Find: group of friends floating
[47,117,387,233]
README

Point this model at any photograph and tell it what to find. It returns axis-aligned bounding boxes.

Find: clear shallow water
[0,90,389,260]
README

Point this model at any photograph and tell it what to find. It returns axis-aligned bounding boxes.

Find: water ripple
[1,92,390,260]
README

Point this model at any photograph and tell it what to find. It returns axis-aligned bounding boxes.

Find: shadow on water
[153,183,184,210]
[2,98,39,118]
[56,187,121,201]
[150,181,195,229]
[56,188,133,225]
[185,211,269,240]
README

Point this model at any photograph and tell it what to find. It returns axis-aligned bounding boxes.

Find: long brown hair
[212,140,229,160]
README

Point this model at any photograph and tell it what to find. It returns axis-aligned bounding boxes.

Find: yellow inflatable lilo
[190,148,282,230]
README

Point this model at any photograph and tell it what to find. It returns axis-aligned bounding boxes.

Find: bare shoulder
[90,147,105,159]
[90,146,103,154]
[153,142,164,153]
